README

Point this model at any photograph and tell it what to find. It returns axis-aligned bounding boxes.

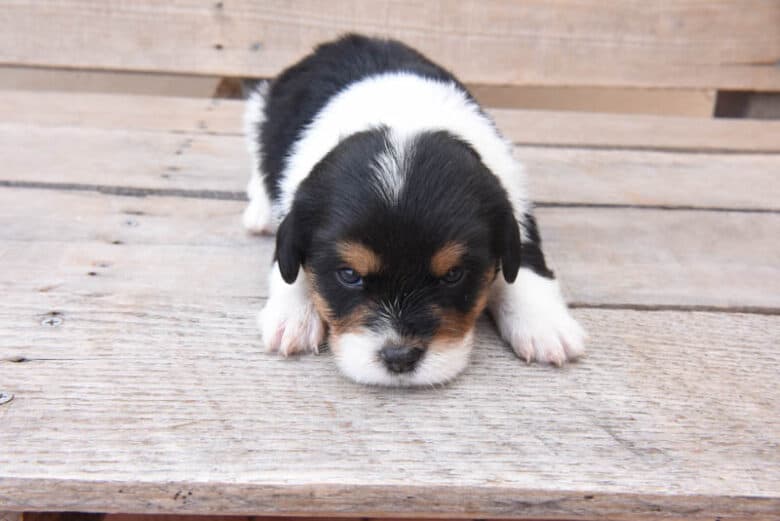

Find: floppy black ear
[500,209,522,283]
[275,209,306,284]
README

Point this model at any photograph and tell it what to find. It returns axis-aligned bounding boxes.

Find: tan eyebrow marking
[430,268,494,348]
[338,241,382,275]
[431,241,467,277]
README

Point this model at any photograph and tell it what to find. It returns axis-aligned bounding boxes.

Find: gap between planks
[1,180,779,215]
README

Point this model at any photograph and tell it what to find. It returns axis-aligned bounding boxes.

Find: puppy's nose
[380,345,424,373]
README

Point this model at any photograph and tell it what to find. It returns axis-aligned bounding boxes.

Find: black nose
[380,345,424,373]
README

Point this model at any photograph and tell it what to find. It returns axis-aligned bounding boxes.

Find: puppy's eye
[440,266,464,285]
[336,268,363,288]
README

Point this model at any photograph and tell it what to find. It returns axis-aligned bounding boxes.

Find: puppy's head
[276,128,520,386]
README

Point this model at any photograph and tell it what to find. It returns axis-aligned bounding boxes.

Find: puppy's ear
[499,207,522,283]
[275,208,306,284]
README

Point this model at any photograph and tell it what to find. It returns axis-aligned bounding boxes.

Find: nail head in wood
[40,315,64,327]
[0,392,15,406]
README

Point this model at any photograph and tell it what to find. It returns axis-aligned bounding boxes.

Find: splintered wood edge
[2,480,779,520]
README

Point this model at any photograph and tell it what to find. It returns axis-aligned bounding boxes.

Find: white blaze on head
[370,131,411,205]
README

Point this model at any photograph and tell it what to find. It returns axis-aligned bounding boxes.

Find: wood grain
[491,109,780,152]
[0,125,245,193]
[0,189,778,309]
[2,123,779,210]
[1,289,778,519]
[0,92,236,135]
[3,91,780,153]
[2,1,779,90]
[0,66,221,98]
[470,85,717,117]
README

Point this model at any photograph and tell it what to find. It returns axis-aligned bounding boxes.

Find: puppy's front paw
[490,268,586,366]
[501,306,585,366]
[258,299,325,356]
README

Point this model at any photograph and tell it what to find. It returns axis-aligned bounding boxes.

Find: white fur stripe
[243,81,269,183]
[243,81,275,234]
[276,72,528,223]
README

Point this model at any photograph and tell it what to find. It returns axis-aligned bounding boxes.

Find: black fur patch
[275,129,520,342]
[520,213,555,279]
[257,34,473,200]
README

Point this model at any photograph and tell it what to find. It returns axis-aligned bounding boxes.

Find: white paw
[258,263,325,356]
[242,197,274,235]
[258,299,325,356]
[243,176,275,235]
[490,268,586,366]
[501,306,585,366]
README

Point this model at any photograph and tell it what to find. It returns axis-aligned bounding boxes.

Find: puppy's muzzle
[380,344,424,373]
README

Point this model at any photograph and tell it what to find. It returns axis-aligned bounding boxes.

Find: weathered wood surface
[469,85,717,117]
[1,90,779,519]
[4,91,780,152]
[0,92,237,136]
[1,294,779,518]
[2,123,780,210]
[2,1,780,90]
[0,189,778,309]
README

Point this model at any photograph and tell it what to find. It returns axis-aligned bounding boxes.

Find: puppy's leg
[259,262,326,356]
[242,83,275,234]
[489,213,586,365]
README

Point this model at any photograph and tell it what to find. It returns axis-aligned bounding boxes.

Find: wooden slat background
[4,91,780,152]
[1,0,779,90]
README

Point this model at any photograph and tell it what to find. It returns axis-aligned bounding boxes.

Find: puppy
[243,34,585,386]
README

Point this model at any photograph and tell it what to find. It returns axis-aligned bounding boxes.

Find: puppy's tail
[243,80,270,151]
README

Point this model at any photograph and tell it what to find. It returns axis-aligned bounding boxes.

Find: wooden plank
[0,92,237,136]
[470,85,717,118]
[3,91,780,153]
[1,1,779,90]
[490,109,780,153]
[1,286,778,519]
[0,67,718,117]
[2,122,779,211]
[0,125,245,193]
[0,189,778,310]
[0,66,220,98]
[521,146,780,210]
[0,514,21,521]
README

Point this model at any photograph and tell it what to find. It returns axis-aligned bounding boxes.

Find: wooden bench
[1,2,779,520]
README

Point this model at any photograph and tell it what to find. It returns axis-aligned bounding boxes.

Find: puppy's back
[258,34,469,201]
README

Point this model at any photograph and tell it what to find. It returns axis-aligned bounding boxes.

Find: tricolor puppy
[243,34,585,386]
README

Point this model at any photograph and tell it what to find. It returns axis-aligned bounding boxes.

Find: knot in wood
[41,315,64,327]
